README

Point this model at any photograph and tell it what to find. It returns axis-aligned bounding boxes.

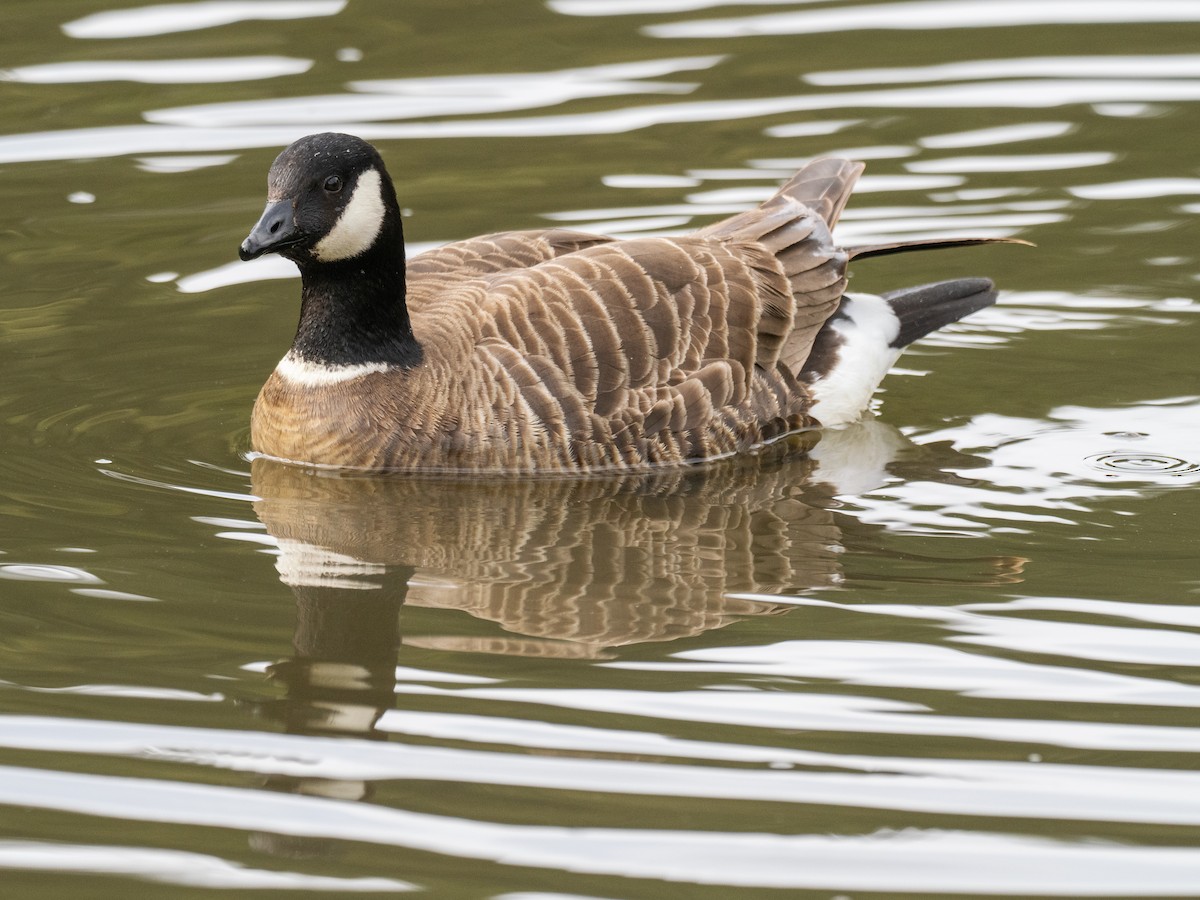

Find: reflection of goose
[245,419,1022,861]
[240,132,1014,472]
[253,432,840,659]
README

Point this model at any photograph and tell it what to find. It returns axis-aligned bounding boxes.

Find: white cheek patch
[275,352,390,386]
[312,168,385,262]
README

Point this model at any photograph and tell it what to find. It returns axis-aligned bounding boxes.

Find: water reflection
[242,422,1022,863]
[4,0,1199,892]
[250,432,842,665]
[1,57,313,84]
[62,1,346,40]
[146,57,720,127]
[805,54,1200,86]
[241,424,941,757]
[245,434,845,854]
[242,420,1026,722]
[641,0,1200,38]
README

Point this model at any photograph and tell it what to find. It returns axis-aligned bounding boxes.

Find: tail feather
[848,236,1034,260]
[693,157,863,244]
[799,278,998,427]
[687,158,1026,389]
[884,277,997,348]
[767,157,865,227]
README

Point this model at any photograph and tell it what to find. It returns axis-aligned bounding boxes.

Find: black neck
[289,224,422,368]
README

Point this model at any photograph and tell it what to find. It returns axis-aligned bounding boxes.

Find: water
[2,0,1199,896]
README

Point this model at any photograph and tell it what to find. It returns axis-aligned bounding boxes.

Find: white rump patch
[808,293,904,428]
[313,167,385,262]
[275,352,389,386]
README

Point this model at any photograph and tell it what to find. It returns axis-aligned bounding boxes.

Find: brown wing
[408,159,863,467]
[477,160,859,385]
[405,228,614,312]
[465,226,830,459]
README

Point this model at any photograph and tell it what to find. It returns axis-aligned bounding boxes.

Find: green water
[2,1,1200,896]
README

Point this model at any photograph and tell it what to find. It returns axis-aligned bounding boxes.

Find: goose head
[239,132,402,266]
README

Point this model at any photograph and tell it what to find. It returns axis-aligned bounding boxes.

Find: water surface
[2,1,1199,896]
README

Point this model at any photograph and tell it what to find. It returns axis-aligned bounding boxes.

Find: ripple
[645,0,1200,39]
[146,57,719,127]
[97,467,256,502]
[845,397,1200,534]
[1,57,312,84]
[134,154,237,173]
[907,151,1114,173]
[551,0,813,14]
[614,638,1200,707]
[1069,177,1200,199]
[1086,451,1200,476]
[7,761,1200,892]
[920,122,1075,148]
[0,564,101,584]
[3,76,1200,166]
[0,839,413,891]
[807,54,1200,86]
[62,1,346,39]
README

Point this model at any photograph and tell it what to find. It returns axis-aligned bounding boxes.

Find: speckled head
[239,132,401,265]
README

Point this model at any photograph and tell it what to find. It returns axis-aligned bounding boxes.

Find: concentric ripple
[1086,451,1200,476]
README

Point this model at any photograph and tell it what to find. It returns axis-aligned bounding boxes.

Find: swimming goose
[240,132,1015,473]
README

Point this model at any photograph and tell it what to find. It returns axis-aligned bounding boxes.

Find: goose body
[240,132,1008,473]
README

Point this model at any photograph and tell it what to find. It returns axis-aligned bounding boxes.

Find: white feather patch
[275,352,389,386]
[313,168,385,262]
[808,293,904,428]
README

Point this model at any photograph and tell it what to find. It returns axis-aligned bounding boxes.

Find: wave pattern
[2,0,1199,896]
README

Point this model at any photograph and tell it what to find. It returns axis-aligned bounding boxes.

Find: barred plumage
[240,133,1016,473]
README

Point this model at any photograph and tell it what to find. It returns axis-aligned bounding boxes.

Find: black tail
[848,236,1033,261]
[883,278,998,349]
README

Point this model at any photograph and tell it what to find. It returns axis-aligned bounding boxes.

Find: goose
[239,132,1018,473]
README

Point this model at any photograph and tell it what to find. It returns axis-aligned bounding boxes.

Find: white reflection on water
[602,174,700,188]
[395,681,1200,752]
[5,763,1200,893]
[644,0,1200,39]
[840,396,1200,536]
[807,54,1200,86]
[951,615,1200,666]
[8,711,1200,830]
[0,840,413,891]
[617,638,1200,706]
[62,0,346,39]
[907,152,1114,173]
[135,154,238,173]
[0,564,101,583]
[4,73,1200,163]
[11,758,1200,897]
[1,57,312,84]
[147,57,722,127]
[920,122,1076,149]
[551,0,826,14]
[0,682,219,701]
[1069,178,1200,199]
[938,396,1200,487]
[537,184,1062,244]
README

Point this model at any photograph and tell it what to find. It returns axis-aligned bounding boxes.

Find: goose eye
[323,175,342,193]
